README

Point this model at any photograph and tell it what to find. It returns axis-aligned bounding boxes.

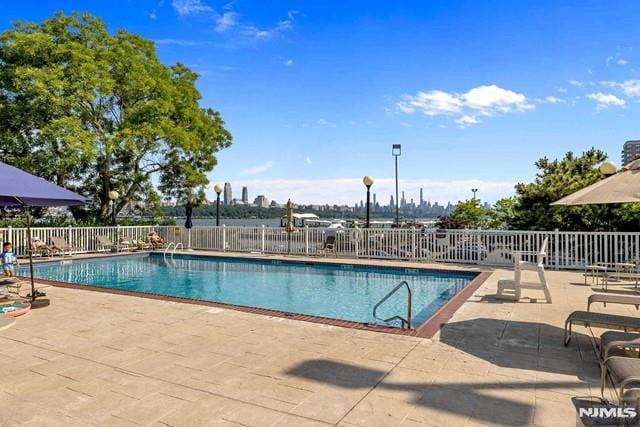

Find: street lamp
[471,188,478,200]
[108,190,119,226]
[392,144,401,227]
[214,184,223,226]
[600,161,617,176]
[362,176,374,228]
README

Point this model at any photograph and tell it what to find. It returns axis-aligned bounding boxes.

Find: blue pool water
[31,254,475,328]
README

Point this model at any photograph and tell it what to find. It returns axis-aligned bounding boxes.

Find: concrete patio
[0,261,631,426]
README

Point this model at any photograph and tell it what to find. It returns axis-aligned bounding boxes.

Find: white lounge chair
[496,237,551,303]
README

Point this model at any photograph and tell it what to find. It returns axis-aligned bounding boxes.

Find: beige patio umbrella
[551,160,640,206]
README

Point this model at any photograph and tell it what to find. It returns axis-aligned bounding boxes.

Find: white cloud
[606,56,614,66]
[397,84,532,126]
[557,88,568,93]
[618,58,628,66]
[455,115,480,127]
[587,92,626,109]
[215,11,238,32]
[146,9,158,20]
[568,79,583,87]
[241,10,298,39]
[602,80,640,98]
[241,161,275,176]
[399,121,412,128]
[172,0,212,16]
[305,156,312,164]
[155,39,211,46]
[283,59,294,66]
[536,96,565,104]
[215,178,515,205]
[317,118,336,128]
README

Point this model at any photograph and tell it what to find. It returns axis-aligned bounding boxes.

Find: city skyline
[210,182,465,209]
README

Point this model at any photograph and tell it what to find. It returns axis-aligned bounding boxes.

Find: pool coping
[26,252,491,338]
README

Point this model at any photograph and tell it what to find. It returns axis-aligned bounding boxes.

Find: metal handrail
[172,242,184,259]
[373,280,412,329]
[163,242,175,262]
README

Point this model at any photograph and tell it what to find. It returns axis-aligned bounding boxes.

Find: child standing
[1,242,18,277]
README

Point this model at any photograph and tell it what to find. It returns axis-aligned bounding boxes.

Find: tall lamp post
[392,144,401,227]
[471,188,478,200]
[214,184,223,226]
[362,176,374,228]
[108,190,119,226]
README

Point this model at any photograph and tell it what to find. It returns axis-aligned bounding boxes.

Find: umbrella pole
[25,207,36,302]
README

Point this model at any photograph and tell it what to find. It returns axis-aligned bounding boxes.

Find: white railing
[3,224,640,270]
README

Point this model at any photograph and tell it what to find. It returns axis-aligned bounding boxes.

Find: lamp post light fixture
[214,184,223,226]
[362,176,374,228]
[392,144,401,227]
[599,161,617,176]
[471,188,478,200]
[108,190,119,226]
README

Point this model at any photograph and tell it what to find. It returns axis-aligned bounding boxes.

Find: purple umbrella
[0,162,87,301]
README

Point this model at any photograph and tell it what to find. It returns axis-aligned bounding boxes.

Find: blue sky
[3,1,640,205]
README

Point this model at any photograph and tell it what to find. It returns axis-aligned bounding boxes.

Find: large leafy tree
[509,149,616,230]
[0,12,231,221]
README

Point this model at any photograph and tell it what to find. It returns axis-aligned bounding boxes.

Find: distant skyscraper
[223,182,232,205]
[254,195,269,208]
[622,140,640,165]
[390,195,395,207]
[419,188,424,207]
[372,193,377,211]
[241,186,248,204]
[401,191,406,208]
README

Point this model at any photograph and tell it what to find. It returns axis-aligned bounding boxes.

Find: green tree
[0,12,231,222]
[448,199,492,228]
[509,149,613,230]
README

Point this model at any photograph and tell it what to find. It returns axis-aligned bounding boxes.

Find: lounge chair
[146,232,165,249]
[564,311,640,346]
[600,331,640,360]
[49,236,81,256]
[30,238,52,257]
[600,356,640,410]
[565,293,640,346]
[96,235,131,252]
[496,237,551,303]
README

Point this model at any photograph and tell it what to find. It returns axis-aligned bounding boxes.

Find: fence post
[305,226,309,256]
[261,225,265,253]
[554,228,559,270]
[411,229,416,260]
[222,225,226,252]
[68,225,73,256]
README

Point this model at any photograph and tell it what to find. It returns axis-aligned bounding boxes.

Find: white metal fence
[4,225,640,270]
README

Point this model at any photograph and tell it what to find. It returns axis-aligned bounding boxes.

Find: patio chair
[49,236,81,256]
[0,276,23,297]
[319,235,336,257]
[496,237,551,303]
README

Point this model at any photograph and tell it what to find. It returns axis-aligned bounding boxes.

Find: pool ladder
[163,242,184,263]
[373,281,413,329]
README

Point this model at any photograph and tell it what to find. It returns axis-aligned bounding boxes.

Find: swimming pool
[31,254,478,329]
